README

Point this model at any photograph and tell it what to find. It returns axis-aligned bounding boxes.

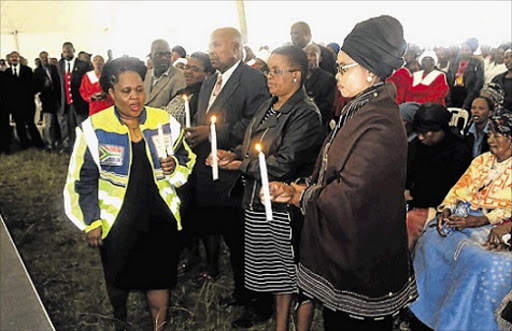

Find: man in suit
[34,51,61,150]
[143,39,186,109]
[290,21,337,76]
[3,51,44,149]
[185,27,271,327]
[304,44,337,132]
[57,42,89,153]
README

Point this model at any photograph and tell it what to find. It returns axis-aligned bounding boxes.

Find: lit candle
[157,123,167,158]
[210,116,219,181]
[183,94,191,128]
[256,143,273,221]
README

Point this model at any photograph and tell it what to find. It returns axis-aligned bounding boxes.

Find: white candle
[256,144,273,221]
[157,124,167,158]
[210,116,219,181]
[183,95,191,128]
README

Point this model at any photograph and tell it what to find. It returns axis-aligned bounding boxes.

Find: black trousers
[323,307,394,331]
[0,103,11,153]
[12,105,43,148]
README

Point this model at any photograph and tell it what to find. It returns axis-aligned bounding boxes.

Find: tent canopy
[1,1,511,65]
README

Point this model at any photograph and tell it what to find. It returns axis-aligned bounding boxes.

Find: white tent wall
[1,1,511,65]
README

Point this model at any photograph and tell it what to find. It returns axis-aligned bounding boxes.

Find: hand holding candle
[256,143,273,221]
[210,116,219,181]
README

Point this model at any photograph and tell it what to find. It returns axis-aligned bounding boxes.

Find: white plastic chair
[447,107,469,132]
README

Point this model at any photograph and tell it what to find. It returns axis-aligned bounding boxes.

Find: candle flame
[255,143,262,152]
[211,116,216,124]
[182,94,188,101]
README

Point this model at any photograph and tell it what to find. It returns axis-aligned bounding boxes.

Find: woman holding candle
[266,16,418,330]
[207,45,324,330]
[165,52,215,127]
[63,57,196,330]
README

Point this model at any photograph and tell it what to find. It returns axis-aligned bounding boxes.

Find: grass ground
[0,149,325,330]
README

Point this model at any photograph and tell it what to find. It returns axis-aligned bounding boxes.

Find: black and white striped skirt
[244,209,297,294]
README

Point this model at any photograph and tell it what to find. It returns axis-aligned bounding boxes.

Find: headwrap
[341,15,407,80]
[327,42,340,54]
[490,112,512,138]
[173,57,187,67]
[419,50,438,66]
[412,103,452,133]
[480,83,506,115]
[463,37,479,53]
[399,102,421,124]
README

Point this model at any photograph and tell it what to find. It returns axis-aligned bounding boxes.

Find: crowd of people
[1,14,511,331]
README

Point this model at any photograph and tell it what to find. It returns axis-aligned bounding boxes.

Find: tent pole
[13,30,20,52]
[236,0,248,44]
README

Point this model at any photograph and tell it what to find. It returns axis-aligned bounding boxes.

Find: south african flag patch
[99,144,124,166]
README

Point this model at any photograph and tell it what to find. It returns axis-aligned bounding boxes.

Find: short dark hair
[474,96,495,113]
[172,45,187,58]
[100,57,147,93]
[190,52,214,74]
[271,45,309,85]
[292,21,311,35]
[62,42,74,49]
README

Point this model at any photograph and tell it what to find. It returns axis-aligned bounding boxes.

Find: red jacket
[406,70,449,105]
[79,71,114,116]
[387,67,412,105]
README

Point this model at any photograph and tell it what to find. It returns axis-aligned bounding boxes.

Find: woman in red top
[79,55,114,115]
[406,51,449,105]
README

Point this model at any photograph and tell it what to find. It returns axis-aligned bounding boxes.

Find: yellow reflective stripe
[81,117,100,169]
[85,220,102,233]
[98,190,123,210]
[99,171,128,186]
[167,168,187,187]
[63,126,87,231]
[182,138,196,171]
[100,210,116,226]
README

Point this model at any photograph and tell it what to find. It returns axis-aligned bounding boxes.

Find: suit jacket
[305,67,337,130]
[446,57,484,109]
[193,62,270,206]
[58,58,89,115]
[143,66,186,109]
[34,65,61,113]
[317,44,337,76]
[4,65,36,112]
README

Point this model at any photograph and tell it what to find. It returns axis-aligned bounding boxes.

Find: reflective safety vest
[63,106,196,238]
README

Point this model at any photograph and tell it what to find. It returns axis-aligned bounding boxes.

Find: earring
[367,75,373,83]
[293,78,297,83]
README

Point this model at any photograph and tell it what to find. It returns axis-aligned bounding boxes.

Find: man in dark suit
[290,21,337,76]
[3,51,44,149]
[185,27,271,326]
[304,44,337,132]
[57,42,89,152]
[34,51,61,150]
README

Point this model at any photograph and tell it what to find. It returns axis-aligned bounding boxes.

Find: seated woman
[406,51,449,105]
[410,112,512,330]
[406,103,472,250]
[207,45,324,330]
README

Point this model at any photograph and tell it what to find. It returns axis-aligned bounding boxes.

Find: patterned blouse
[438,152,512,224]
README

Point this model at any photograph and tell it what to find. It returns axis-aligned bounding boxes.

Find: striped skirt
[244,209,297,294]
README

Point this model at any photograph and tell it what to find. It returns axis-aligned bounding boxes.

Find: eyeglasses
[266,69,298,77]
[337,63,359,75]
[183,65,204,73]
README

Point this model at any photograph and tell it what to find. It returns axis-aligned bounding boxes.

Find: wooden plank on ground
[1,214,55,330]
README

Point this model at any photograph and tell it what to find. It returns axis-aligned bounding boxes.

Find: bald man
[143,39,186,108]
[185,27,271,325]
[290,21,337,75]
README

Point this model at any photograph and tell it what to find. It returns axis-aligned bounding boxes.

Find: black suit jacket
[34,65,61,113]
[305,67,337,130]
[446,57,484,109]
[318,44,337,76]
[193,62,270,206]
[4,65,36,112]
[58,58,89,115]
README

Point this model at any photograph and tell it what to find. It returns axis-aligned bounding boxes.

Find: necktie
[13,68,17,77]
[213,74,223,96]
[67,62,71,73]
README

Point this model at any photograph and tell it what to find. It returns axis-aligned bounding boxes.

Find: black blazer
[3,65,36,111]
[305,67,337,130]
[193,62,270,207]
[34,65,61,113]
[58,58,89,116]
[446,57,484,109]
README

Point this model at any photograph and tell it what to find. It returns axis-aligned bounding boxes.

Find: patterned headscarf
[490,112,512,138]
[480,83,506,115]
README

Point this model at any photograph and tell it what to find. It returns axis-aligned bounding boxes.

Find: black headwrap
[490,112,512,138]
[341,15,407,80]
[412,103,453,133]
